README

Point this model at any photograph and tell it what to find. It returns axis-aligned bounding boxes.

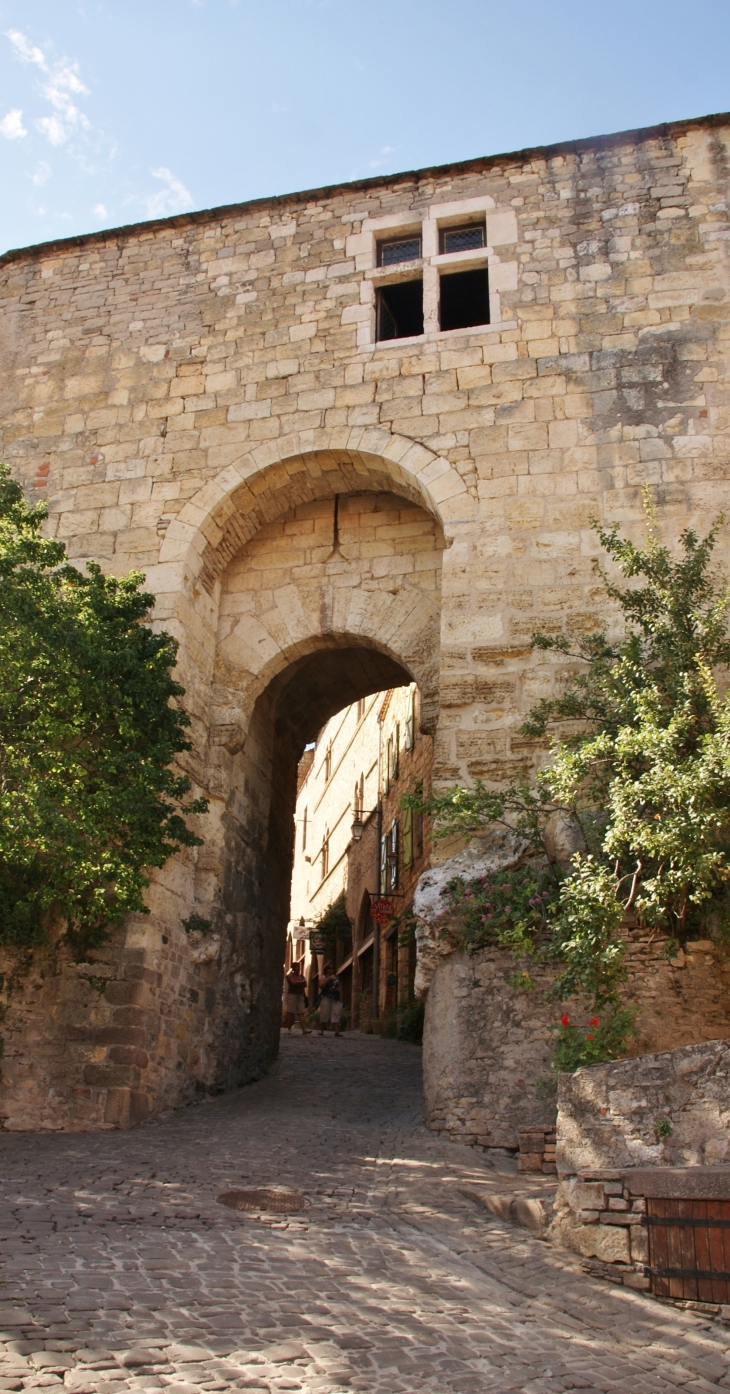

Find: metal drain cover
[217,1187,305,1213]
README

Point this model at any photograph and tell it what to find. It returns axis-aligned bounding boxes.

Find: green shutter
[401,808,412,858]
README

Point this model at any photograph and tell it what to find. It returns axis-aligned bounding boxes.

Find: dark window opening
[439,268,490,333]
[439,222,486,255]
[377,280,423,341]
[378,235,421,267]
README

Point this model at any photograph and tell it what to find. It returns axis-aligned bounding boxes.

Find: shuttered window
[403,805,413,868]
[405,688,415,751]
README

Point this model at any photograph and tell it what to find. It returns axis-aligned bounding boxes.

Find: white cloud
[7,29,90,146]
[0,107,27,138]
[6,29,47,70]
[93,202,108,218]
[36,114,68,146]
[368,145,396,169]
[30,161,51,185]
[144,167,193,218]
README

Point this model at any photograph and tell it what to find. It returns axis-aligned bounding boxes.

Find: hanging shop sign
[369,898,395,924]
[309,932,327,952]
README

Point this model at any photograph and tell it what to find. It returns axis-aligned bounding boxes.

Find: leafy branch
[411,501,730,1024]
[0,464,208,955]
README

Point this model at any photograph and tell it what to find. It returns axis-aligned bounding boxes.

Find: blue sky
[0,0,728,256]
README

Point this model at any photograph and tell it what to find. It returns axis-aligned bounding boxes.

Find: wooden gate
[647,1197,730,1301]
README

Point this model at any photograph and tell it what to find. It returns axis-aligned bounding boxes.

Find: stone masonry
[550,1040,730,1283]
[420,922,730,1155]
[1,113,729,1127]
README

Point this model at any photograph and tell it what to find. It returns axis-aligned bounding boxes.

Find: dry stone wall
[0,114,729,1126]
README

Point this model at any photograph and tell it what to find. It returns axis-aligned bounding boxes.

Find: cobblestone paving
[2,1034,730,1393]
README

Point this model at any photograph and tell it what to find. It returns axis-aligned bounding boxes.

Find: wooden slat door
[647,1198,730,1302]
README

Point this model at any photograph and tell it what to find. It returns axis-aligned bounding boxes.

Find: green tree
[415,503,730,1014]
[0,465,207,954]
[311,892,351,963]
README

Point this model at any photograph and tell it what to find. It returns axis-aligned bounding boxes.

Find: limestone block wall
[0,113,729,1126]
[423,947,558,1150]
[557,1039,730,1175]
[549,1041,730,1280]
[421,924,730,1154]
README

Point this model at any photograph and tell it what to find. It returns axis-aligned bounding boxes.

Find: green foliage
[415,503,730,1021]
[396,998,425,1044]
[550,1007,637,1073]
[381,999,425,1043]
[182,914,212,936]
[404,777,552,849]
[312,892,351,962]
[0,464,207,953]
[507,970,536,993]
[438,864,559,958]
[656,1115,673,1140]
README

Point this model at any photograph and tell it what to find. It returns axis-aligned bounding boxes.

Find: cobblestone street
[2,1034,730,1393]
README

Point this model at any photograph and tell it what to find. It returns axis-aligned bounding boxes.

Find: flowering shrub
[439,864,559,958]
[550,1007,636,1073]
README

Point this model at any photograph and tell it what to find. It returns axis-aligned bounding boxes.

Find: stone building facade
[0,112,729,1128]
[288,681,431,1027]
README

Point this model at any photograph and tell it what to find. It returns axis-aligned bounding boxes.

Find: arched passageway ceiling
[266,645,412,753]
[158,427,473,595]
[213,491,443,744]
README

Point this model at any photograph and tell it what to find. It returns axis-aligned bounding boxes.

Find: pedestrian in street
[318,962,342,1037]
[284,959,311,1034]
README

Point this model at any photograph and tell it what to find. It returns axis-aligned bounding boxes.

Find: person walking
[318,962,342,1037]
[284,959,311,1034]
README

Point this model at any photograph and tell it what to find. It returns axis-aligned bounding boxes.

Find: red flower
[590,1017,599,1027]
[586,1034,594,1040]
[561,1013,570,1026]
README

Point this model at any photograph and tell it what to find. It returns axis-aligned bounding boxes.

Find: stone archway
[0,448,448,1130]
[188,485,445,1090]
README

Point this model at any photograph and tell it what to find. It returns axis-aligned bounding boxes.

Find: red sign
[370,898,395,923]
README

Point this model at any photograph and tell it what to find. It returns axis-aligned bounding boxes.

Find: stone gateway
[0,113,729,1129]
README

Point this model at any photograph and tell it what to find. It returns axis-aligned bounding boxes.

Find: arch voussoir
[159,426,463,591]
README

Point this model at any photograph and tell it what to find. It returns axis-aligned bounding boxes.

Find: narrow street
[1,1034,730,1394]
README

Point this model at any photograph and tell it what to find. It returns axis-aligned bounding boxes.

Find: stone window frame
[346,196,519,349]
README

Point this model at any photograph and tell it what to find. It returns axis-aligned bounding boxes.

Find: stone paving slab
[2,1034,730,1393]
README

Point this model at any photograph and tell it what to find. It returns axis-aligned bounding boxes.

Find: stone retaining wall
[549,1041,730,1282]
[421,927,730,1154]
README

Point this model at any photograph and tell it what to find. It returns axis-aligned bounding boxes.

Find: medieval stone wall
[0,113,729,1126]
[550,1040,730,1278]
[422,929,730,1154]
